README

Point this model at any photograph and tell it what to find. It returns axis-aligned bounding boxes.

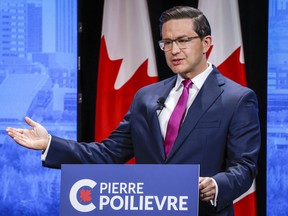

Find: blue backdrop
[267,0,288,215]
[0,0,77,215]
[0,0,287,215]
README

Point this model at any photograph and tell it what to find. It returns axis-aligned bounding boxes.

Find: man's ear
[202,35,212,54]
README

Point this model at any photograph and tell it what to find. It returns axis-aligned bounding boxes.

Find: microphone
[157,97,166,116]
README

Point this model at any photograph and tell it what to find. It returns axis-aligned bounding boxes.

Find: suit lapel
[167,70,225,159]
[147,76,177,160]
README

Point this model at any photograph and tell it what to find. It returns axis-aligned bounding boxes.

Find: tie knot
[182,79,192,89]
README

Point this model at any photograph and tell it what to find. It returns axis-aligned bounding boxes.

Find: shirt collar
[175,62,213,91]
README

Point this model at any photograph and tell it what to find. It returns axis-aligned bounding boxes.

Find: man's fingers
[199,177,204,184]
[199,177,216,202]
[200,192,214,201]
[200,188,215,202]
[6,127,19,137]
[24,116,37,127]
[199,177,210,190]
[12,136,33,149]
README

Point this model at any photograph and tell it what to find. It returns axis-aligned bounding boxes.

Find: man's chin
[170,66,184,74]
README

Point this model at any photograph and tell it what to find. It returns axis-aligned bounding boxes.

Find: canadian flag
[95,0,158,144]
[198,0,257,215]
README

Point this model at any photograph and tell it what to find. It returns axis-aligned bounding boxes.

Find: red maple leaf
[217,46,247,87]
[95,36,158,142]
[207,45,247,86]
[79,189,92,202]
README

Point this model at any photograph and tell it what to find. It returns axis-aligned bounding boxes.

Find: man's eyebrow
[161,35,189,41]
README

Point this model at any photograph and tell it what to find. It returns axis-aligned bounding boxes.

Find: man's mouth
[172,58,184,66]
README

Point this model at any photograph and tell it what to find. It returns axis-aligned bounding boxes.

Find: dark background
[77,1,268,215]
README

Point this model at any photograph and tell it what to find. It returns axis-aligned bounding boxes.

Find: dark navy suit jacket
[44,66,261,216]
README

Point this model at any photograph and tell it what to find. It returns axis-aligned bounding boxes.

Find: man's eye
[164,41,172,45]
[178,39,188,44]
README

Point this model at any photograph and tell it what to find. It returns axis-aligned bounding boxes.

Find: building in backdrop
[0,0,77,215]
[267,0,288,214]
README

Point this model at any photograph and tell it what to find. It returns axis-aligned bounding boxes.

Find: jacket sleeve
[212,88,261,211]
[43,110,135,168]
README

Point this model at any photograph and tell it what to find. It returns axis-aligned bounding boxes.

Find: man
[6,6,260,216]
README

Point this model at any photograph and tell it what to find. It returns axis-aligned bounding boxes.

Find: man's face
[161,18,211,79]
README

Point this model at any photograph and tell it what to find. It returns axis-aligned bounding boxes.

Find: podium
[60,164,199,216]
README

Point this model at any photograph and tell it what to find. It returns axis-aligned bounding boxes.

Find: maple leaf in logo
[79,189,92,202]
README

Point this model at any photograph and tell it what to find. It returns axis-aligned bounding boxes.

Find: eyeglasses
[158,36,200,52]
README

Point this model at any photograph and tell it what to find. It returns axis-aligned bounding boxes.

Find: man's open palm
[6,117,50,150]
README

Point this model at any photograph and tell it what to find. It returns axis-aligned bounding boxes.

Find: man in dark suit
[6,6,260,216]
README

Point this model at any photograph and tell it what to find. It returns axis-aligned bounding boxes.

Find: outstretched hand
[6,117,50,150]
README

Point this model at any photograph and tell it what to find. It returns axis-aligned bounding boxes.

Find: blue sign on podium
[60,164,199,216]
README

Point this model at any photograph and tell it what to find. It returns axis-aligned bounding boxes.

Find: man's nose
[171,41,181,54]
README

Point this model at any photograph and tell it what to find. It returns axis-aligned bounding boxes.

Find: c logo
[69,179,97,212]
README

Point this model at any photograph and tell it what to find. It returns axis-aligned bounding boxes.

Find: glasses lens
[159,36,199,51]
[158,41,165,51]
[159,40,170,51]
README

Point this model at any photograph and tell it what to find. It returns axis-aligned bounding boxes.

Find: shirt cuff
[41,134,51,162]
[210,177,219,207]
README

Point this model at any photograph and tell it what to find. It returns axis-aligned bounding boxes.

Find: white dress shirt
[158,62,213,138]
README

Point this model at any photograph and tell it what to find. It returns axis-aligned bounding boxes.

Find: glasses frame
[158,36,200,52]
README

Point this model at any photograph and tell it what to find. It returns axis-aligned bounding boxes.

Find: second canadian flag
[198,0,257,215]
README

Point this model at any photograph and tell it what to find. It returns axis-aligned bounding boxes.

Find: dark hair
[159,6,211,38]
